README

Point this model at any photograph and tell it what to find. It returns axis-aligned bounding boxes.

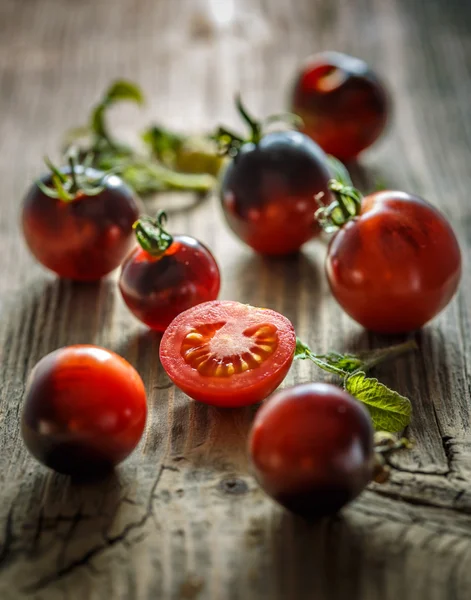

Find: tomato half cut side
[160,301,296,407]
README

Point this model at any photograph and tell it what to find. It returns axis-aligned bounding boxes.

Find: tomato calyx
[373,432,413,483]
[313,157,362,232]
[133,211,173,257]
[213,95,302,158]
[36,148,114,203]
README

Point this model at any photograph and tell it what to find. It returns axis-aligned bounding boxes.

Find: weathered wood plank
[0,0,470,598]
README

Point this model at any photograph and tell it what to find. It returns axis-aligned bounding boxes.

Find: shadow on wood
[232,249,323,328]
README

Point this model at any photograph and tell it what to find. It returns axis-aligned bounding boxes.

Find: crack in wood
[0,507,14,566]
[22,465,165,593]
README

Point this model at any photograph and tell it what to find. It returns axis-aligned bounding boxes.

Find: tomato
[22,160,141,281]
[160,300,296,407]
[325,190,462,333]
[21,345,147,476]
[292,52,389,161]
[216,98,332,255]
[249,382,374,517]
[119,212,220,331]
[220,131,332,255]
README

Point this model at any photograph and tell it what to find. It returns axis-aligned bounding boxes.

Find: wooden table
[0,0,470,598]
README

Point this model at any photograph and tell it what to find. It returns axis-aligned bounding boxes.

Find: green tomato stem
[373,433,413,483]
[359,339,418,374]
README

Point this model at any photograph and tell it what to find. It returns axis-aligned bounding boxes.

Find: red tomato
[160,301,296,407]
[249,383,374,517]
[119,232,220,332]
[326,191,462,333]
[21,346,147,476]
[292,52,389,161]
[22,167,141,281]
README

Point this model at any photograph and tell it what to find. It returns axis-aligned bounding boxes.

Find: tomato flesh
[119,236,221,332]
[21,345,147,475]
[292,52,389,160]
[326,191,462,333]
[160,301,296,407]
[249,382,374,517]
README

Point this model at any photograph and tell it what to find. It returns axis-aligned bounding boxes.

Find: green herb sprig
[294,339,416,432]
[64,80,220,196]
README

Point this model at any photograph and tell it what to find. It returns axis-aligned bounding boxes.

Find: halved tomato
[159,300,296,407]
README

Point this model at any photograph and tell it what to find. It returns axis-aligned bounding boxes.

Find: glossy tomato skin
[160,300,296,407]
[220,131,332,255]
[249,383,374,518]
[22,168,141,281]
[21,345,147,476]
[326,191,462,333]
[119,236,221,332]
[292,52,389,161]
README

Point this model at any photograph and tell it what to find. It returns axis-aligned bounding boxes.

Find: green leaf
[294,338,311,360]
[295,339,417,377]
[313,351,363,373]
[91,105,108,140]
[294,338,348,376]
[91,81,144,141]
[105,80,144,105]
[119,160,215,195]
[142,125,183,165]
[345,372,412,433]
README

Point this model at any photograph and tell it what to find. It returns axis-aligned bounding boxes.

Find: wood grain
[0,0,470,598]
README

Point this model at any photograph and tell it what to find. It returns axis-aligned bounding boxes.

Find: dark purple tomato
[326,191,462,333]
[22,167,141,281]
[21,345,147,476]
[220,130,332,255]
[292,52,389,161]
[249,382,374,518]
[119,214,220,332]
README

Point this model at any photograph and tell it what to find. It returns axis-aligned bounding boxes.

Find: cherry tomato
[325,190,462,333]
[249,382,374,517]
[22,160,141,281]
[21,345,147,476]
[292,52,389,161]
[119,212,220,332]
[216,98,332,255]
[160,300,296,407]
